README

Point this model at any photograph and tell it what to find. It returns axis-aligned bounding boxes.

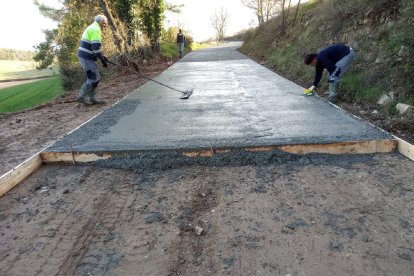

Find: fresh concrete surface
[46,42,392,153]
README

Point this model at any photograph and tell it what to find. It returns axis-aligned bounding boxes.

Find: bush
[340,73,383,104]
[59,63,85,91]
[189,42,207,51]
[160,42,177,59]
[160,36,197,59]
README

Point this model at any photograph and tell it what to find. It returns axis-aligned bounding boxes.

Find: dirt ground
[339,102,414,145]
[0,57,413,275]
[0,153,413,275]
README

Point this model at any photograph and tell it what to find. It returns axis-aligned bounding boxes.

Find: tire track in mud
[35,167,130,275]
[35,167,98,276]
[168,169,221,275]
[56,193,110,276]
[1,166,135,276]
[57,172,134,276]
[1,166,100,276]
[7,167,107,276]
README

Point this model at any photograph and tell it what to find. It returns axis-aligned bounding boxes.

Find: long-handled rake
[107,60,193,99]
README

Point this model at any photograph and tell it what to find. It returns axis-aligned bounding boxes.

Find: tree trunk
[292,0,301,27]
[257,0,264,25]
[281,0,286,33]
[285,0,292,25]
[98,0,128,53]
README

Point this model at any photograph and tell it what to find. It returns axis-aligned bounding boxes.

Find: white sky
[0,0,60,51]
[166,0,257,42]
[0,0,256,51]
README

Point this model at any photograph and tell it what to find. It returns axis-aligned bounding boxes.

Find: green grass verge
[300,0,318,13]
[340,73,383,104]
[0,77,64,113]
[160,42,178,59]
[160,42,211,59]
[189,42,210,51]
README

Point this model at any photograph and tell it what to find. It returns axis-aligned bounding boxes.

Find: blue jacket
[313,44,350,86]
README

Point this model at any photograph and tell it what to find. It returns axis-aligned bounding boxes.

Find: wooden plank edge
[0,153,43,197]
[41,152,112,163]
[394,136,414,161]
[183,140,398,157]
[276,139,397,155]
[40,140,397,164]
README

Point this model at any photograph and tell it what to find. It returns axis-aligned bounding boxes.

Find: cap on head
[94,14,108,24]
[304,53,317,65]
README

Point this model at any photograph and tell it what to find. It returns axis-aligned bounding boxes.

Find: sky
[0,0,60,51]
[165,0,257,42]
[0,0,256,51]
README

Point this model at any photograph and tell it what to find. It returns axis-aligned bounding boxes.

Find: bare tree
[175,20,185,31]
[210,7,229,41]
[281,0,293,32]
[241,0,279,25]
[292,0,301,27]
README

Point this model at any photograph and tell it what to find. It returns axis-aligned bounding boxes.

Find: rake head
[179,89,193,99]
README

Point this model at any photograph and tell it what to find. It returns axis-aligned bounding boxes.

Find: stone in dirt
[194,225,204,235]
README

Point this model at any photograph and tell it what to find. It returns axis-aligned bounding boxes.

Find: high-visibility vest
[77,22,104,61]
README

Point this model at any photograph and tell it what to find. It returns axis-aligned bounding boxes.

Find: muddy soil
[0,153,413,275]
[0,61,171,177]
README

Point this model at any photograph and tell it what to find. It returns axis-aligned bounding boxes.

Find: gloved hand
[101,57,108,68]
[304,85,316,96]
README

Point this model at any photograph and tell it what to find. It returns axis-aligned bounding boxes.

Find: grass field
[0,60,59,81]
[0,77,64,113]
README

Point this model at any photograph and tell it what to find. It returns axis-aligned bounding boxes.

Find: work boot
[77,82,93,105]
[327,81,339,103]
[90,99,106,105]
[76,96,92,106]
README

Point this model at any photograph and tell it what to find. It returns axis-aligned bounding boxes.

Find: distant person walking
[76,14,109,105]
[304,44,355,103]
[176,29,186,58]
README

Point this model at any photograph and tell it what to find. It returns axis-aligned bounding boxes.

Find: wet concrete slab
[45,42,394,156]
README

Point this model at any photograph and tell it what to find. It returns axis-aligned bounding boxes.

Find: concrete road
[46,42,392,154]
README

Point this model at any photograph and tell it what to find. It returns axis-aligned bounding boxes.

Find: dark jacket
[176,32,185,43]
[313,44,350,86]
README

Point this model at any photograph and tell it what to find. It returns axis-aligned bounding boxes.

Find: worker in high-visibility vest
[76,14,109,105]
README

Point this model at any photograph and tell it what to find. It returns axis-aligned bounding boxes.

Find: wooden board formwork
[395,136,414,161]
[2,138,412,197]
[0,153,42,196]
[41,140,398,162]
